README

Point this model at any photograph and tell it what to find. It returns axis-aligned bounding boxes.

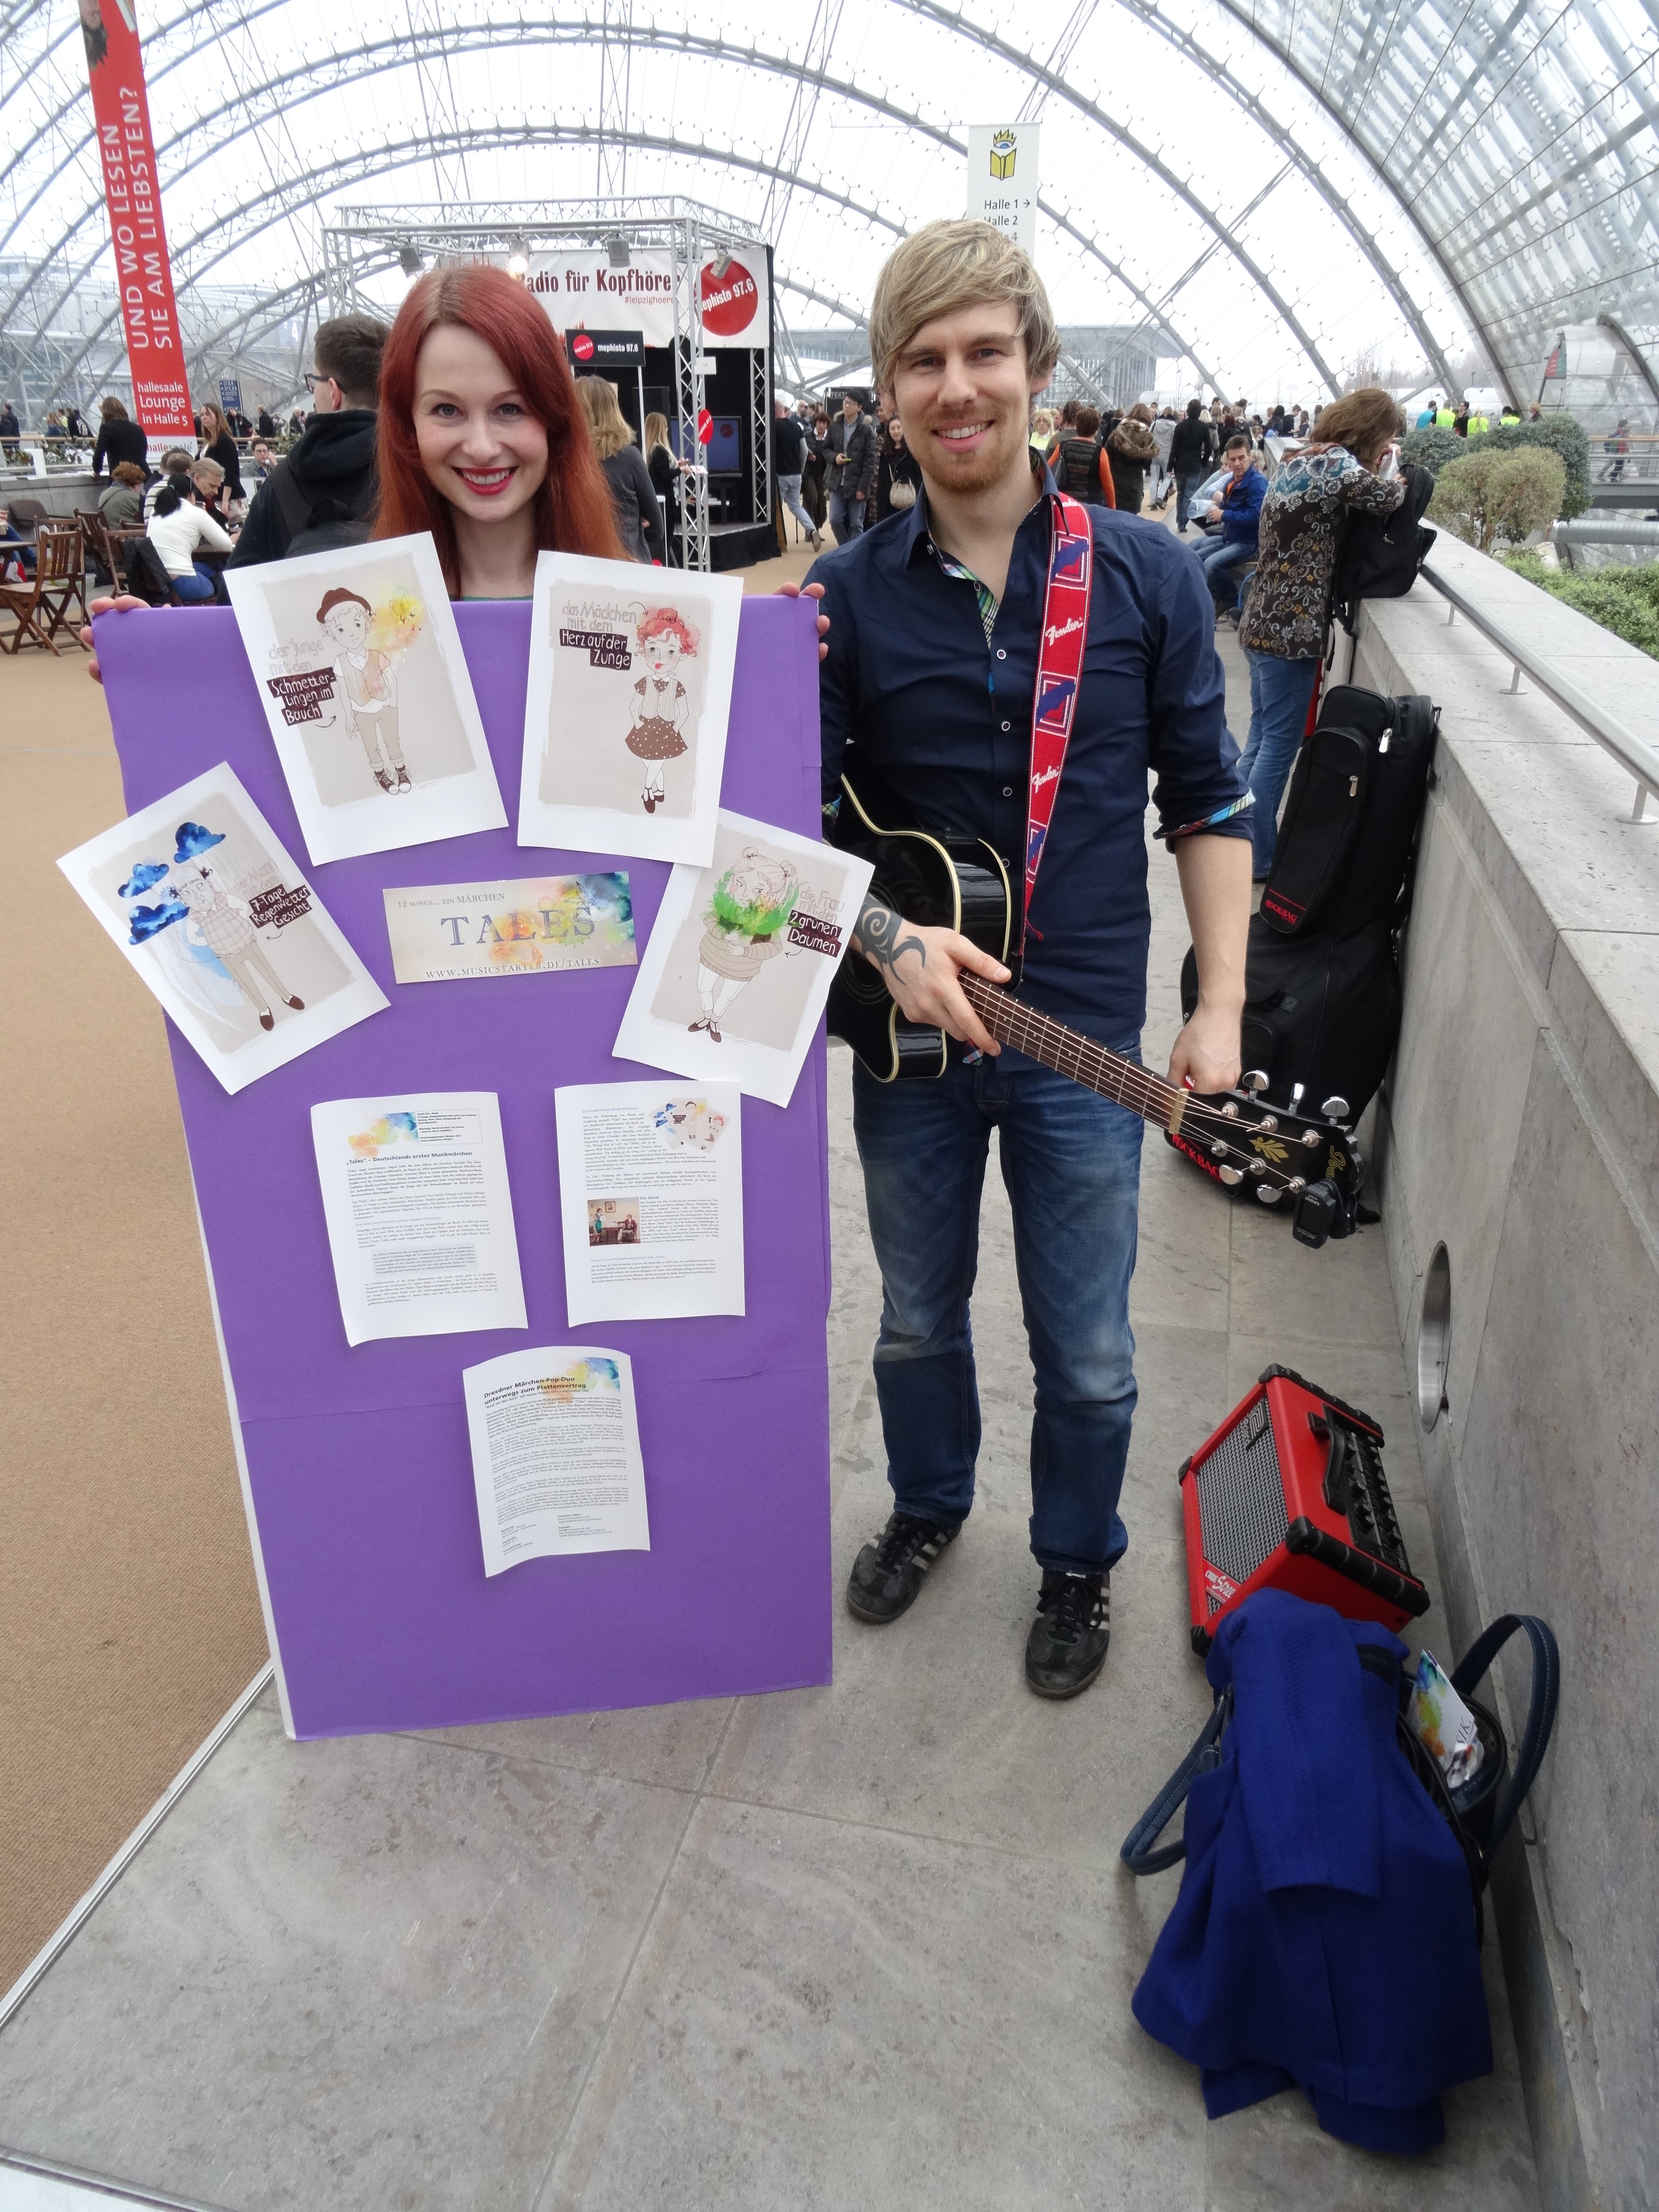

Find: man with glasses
[230,313,387,568]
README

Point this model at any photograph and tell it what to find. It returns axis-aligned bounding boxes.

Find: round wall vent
[1417,1243,1452,1431]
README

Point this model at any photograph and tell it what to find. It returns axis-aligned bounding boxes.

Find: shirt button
[997,649,1007,660]
[1000,720,1011,731]
[1002,786,1014,797]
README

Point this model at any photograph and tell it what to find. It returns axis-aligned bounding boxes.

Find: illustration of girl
[690,849,798,1043]
[318,588,409,795]
[626,606,699,814]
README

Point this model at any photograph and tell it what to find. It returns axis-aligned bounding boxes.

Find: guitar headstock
[1172,1074,1363,1248]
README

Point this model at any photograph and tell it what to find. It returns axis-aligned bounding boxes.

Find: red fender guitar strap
[1023,489,1094,955]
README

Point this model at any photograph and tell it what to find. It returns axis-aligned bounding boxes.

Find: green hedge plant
[1500,550,1659,660]
[1428,447,1566,552]
[1401,413,1589,520]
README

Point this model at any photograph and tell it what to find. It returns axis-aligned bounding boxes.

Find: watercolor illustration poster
[612,809,874,1108]
[382,870,636,985]
[310,1092,528,1346]
[57,764,388,1094]
[224,531,506,866]
[518,551,743,865]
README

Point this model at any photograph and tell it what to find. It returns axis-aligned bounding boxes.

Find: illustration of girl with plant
[317,585,425,796]
[690,848,798,1042]
[626,606,699,815]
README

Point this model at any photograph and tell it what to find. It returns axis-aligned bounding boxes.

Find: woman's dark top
[875,438,923,519]
[603,444,666,563]
[647,440,678,517]
[92,415,148,479]
[204,429,244,500]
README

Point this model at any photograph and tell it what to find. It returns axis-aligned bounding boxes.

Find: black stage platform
[708,519,778,571]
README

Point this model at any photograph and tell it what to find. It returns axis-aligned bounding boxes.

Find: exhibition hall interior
[2,0,1657,2205]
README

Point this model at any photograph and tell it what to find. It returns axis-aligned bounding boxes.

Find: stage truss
[322,198,773,573]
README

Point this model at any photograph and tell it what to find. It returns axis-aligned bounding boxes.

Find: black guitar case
[1178,685,1437,1136]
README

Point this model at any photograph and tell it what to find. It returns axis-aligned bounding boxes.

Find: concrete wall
[1352,535,1659,2212]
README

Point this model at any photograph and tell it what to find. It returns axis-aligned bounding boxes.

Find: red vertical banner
[80,0,195,440]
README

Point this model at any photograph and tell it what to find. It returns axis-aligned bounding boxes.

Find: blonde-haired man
[810,219,1252,1698]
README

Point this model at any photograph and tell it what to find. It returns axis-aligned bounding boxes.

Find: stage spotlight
[710,252,732,279]
[508,236,531,279]
[398,246,424,276]
[605,233,631,267]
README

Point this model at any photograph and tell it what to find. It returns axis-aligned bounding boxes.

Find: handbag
[1121,1612,1558,1943]
[888,479,917,509]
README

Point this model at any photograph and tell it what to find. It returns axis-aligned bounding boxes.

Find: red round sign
[696,408,714,446]
[699,257,760,338]
[571,331,595,361]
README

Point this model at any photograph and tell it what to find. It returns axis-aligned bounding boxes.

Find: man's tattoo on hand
[856,894,927,974]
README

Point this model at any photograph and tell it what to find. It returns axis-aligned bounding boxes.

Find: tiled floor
[0,629,1542,2212]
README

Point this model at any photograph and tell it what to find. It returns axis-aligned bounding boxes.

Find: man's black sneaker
[845,1511,959,1624]
[1025,1569,1111,1698]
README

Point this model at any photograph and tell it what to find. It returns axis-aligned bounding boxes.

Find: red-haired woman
[374,264,622,597]
[84,263,825,668]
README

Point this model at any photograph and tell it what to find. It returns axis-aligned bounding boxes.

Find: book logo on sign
[990,129,1017,179]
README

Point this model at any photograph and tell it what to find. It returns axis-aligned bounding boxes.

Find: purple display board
[96,600,832,1738]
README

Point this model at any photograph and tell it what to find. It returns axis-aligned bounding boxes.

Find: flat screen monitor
[672,416,743,473]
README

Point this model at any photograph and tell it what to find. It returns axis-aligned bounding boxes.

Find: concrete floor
[0,611,1543,2212]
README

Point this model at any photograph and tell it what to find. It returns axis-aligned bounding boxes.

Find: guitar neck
[958,973,1186,1133]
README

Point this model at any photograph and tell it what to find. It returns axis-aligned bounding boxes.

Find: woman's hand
[773,577,829,661]
[78,593,147,685]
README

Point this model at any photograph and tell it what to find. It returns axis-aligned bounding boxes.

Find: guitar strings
[956,976,1327,1184]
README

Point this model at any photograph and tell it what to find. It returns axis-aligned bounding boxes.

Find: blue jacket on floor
[1131,1590,1492,2153]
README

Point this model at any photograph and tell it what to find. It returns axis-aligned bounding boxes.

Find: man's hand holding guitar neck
[851,891,1011,1056]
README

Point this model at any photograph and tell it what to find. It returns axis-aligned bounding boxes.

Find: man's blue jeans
[1238,649,1319,877]
[851,1052,1143,1575]
[828,485,866,543]
[1195,535,1254,607]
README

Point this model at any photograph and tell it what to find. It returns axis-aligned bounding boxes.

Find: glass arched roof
[2,0,1655,415]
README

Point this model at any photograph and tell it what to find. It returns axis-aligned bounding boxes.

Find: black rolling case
[1177,686,1438,1141]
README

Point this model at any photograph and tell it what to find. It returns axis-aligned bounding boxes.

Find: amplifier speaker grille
[1194,1399,1290,1603]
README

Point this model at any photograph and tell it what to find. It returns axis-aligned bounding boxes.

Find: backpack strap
[1119,1687,1232,1874]
[1451,1615,1560,1858]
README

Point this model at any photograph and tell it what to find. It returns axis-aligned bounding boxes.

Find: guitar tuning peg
[1255,1185,1282,1205]
[1320,1095,1350,1121]
[1241,1070,1270,1094]
[1218,1165,1244,1186]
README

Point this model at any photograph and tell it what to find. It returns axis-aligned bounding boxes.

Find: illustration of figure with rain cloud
[119,821,304,1034]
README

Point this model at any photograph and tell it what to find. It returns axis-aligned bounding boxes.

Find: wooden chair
[0,523,90,652]
[76,506,134,592]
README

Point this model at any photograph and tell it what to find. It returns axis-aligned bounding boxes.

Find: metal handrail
[1417,558,1658,823]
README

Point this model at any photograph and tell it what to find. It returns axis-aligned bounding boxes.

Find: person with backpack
[1053,405,1114,505]
[1235,387,1406,878]
[229,313,386,566]
[1105,403,1159,512]
[1168,398,1216,534]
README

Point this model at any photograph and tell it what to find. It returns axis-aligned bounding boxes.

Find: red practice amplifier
[1178,1364,1429,1655]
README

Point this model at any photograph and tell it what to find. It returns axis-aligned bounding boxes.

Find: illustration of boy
[626,608,699,814]
[317,587,410,795]
[169,860,304,1033]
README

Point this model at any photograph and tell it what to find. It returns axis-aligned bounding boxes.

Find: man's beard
[914,407,1027,498]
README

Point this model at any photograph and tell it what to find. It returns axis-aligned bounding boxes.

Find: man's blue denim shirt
[808,478,1251,1047]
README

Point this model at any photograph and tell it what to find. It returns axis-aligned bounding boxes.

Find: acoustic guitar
[825,765,1362,1249]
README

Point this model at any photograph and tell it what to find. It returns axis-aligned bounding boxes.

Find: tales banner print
[79,0,193,440]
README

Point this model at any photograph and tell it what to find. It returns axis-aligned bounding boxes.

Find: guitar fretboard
[959,973,1184,1130]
